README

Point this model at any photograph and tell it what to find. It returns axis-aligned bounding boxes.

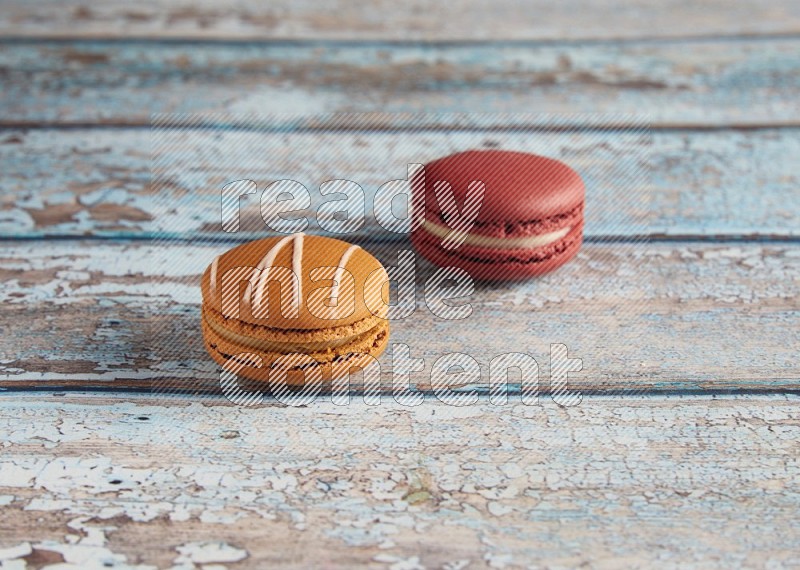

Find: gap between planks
[5,121,800,131]
[3,32,800,46]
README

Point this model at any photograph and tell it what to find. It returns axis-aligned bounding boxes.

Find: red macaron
[411,149,585,281]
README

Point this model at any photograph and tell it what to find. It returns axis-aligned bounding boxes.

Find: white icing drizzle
[230,235,360,318]
[292,233,304,306]
[251,234,299,313]
[331,244,360,302]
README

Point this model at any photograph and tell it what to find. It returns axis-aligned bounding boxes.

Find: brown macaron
[200,235,390,386]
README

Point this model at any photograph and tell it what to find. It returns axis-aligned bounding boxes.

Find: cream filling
[206,314,376,354]
[423,220,571,249]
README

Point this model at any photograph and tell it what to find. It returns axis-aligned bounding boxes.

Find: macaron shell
[415,149,585,225]
[411,222,584,281]
[201,235,389,330]
[202,314,390,386]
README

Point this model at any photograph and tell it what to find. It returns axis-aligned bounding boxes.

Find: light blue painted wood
[2,128,798,239]
[1,392,798,566]
[0,38,799,126]
[0,240,797,392]
[2,0,799,41]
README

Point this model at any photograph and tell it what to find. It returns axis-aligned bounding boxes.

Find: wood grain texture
[0,393,798,568]
[1,1,797,564]
[3,128,799,239]
[1,240,797,392]
[2,38,800,126]
[1,0,799,41]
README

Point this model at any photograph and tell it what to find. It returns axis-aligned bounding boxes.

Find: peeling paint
[2,0,800,44]
[2,39,800,128]
[174,542,247,565]
[2,128,800,239]
[0,395,798,567]
[0,241,798,391]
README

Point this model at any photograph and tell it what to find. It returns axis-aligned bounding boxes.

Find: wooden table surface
[1,2,799,568]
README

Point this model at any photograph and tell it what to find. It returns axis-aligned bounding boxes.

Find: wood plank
[3,128,799,239]
[1,240,797,392]
[1,0,799,41]
[2,38,800,127]
[0,393,798,568]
